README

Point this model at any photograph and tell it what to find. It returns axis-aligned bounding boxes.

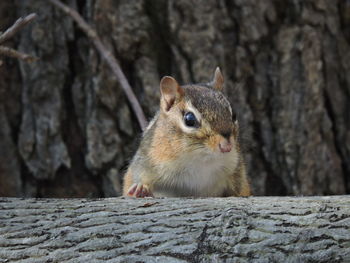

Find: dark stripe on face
[183,85,233,135]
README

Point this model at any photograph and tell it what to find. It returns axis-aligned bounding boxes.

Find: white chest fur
[153,149,239,197]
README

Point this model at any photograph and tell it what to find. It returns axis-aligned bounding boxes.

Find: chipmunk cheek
[205,134,222,152]
[194,129,209,140]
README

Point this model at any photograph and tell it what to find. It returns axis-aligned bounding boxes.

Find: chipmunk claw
[127,183,154,198]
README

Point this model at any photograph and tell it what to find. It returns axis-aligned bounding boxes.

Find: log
[0,196,349,263]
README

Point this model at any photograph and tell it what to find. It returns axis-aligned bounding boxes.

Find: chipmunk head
[159,67,238,154]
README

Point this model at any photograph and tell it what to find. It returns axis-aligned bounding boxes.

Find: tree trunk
[0,196,349,262]
[0,0,349,197]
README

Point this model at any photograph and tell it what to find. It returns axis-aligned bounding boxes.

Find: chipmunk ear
[160,76,184,112]
[212,67,224,91]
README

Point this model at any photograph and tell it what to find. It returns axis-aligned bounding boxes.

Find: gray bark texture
[0,196,349,262]
[0,0,349,197]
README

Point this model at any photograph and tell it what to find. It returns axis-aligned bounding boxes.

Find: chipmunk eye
[184,112,198,127]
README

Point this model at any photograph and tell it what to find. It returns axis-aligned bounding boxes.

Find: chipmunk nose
[219,140,232,153]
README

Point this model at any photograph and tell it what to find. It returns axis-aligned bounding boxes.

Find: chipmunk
[123,67,250,197]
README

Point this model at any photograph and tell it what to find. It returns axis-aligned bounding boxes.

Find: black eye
[184,112,198,127]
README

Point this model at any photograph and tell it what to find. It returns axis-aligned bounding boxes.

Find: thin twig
[48,0,147,131]
[0,13,38,63]
[0,46,38,63]
[0,13,37,44]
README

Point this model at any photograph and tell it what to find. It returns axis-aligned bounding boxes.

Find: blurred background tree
[0,0,349,197]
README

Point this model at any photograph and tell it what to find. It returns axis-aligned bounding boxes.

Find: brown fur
[123,68,251,197]
[148,103,187,164]
[239,178,251,196]
[149,127,183,163]
[237,161,251,196]
[205,134,222,152]
[122,170,134,196]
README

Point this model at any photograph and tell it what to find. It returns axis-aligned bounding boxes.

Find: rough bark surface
[0,0,349,197]
[0,196,349,262]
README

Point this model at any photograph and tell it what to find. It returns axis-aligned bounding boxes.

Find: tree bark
[0,0,349,197]
[0,196,349,262]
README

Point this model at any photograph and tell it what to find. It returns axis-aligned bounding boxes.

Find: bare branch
[0,13,37,44]
[48,0,148,131]
[0,46,38,63]
[0,13,38,63]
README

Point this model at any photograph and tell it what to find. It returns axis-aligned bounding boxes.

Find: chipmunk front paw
[127,183,154,198]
